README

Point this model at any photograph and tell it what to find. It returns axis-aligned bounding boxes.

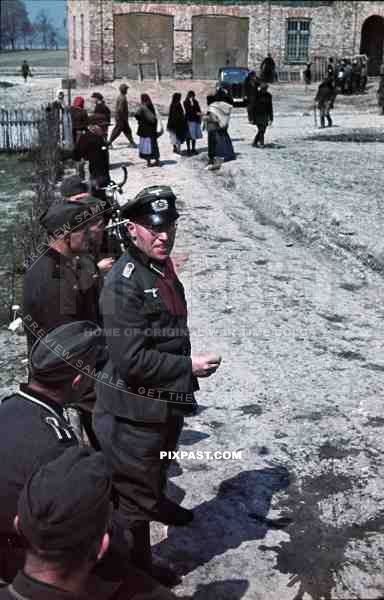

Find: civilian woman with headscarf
[134,94,161,167]
[203,87,235,170]
[166,93,188,154]
[183,90,203,155]
[70,96,89,144]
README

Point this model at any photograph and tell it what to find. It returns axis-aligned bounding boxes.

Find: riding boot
[326,114,333,127]
[320,115,325,128]
[130,521,152,572]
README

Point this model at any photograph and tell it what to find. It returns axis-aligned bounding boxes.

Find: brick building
[67,0,384,83]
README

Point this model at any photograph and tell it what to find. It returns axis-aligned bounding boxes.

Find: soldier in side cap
[22,195,108,354]
[60,175,116,271]
[0,447,177,600]
[22,195,109,449]
[94,185,221,585]
[0,322,101,583]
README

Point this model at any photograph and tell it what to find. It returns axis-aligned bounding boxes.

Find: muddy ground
[1,76,384,599]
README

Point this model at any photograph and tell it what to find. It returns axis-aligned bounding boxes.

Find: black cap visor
[133,207,179,227]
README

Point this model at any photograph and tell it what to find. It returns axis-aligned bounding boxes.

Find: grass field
[0,49,67,68]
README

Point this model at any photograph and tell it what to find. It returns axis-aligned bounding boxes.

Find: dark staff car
[217,67,250,105]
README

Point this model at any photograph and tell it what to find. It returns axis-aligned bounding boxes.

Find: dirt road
[107,86,384,599]
[1,80,384,599]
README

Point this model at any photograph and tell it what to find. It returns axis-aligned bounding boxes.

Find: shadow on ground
[180,578,249,600]
[155,467,290,576]
[260,457,384,600]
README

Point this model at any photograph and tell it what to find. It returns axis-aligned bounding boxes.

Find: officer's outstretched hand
[192,353,222,378]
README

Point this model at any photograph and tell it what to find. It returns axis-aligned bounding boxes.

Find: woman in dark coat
[183,90,203,155]
[134,93,161,167]
[250,83,273,147]
[166,93,188,154]
[244,71,260,123]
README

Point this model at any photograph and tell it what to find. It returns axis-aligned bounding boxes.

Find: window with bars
[285,19,310,63]
[80,14,84,61]
[72,15,77,60]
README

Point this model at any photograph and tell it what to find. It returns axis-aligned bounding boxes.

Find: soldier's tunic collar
[8,571,87,600]
[18,384,69,423]
[126,243,166,278]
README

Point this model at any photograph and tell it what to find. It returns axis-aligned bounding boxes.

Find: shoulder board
[44,416,76,442]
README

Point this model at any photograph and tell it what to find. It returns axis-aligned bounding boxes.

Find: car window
[221,69,249,83]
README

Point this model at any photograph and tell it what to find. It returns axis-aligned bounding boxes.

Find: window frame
[285,18,311,64]
[80,13,84,61]
[72,15,77,60]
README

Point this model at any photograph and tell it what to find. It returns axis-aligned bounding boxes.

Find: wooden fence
[0,108,44,152]
[0,107,67,153]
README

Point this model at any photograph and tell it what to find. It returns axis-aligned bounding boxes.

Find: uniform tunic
[94,244,198,523]
[0,571,86,600]
[23,248,100,354]
[0,569,177,600]
[0,386,77,582]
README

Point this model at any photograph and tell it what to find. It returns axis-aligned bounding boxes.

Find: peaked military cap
[120,185,179,226]
[18,446,111,551]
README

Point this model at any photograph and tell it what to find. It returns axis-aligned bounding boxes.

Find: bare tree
[21,20,34,49]
[0,0,31,49]
[49,27,58,50]
[34,9,54,50]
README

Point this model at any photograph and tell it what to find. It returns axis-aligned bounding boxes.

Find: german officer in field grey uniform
[94,185,221,585]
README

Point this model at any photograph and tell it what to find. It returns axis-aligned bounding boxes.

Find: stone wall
[67,1,384,82]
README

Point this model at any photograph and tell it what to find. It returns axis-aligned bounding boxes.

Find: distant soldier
[21,60,31,82]
[109,83,137,148]
[315,76,337,128]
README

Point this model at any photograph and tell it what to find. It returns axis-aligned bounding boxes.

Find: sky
[24,0,66,33]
